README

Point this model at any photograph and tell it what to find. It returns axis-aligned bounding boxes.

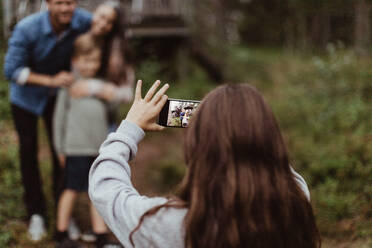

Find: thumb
[148,123,165,131]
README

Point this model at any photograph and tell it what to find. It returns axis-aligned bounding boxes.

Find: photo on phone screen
[158,98,201,128]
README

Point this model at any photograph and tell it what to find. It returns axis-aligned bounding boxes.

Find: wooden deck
[2,0,189,38]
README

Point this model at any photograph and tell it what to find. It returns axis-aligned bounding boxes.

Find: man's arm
[4,24,73,87]
[27,71,74,87]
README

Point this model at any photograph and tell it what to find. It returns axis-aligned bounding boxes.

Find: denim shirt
[4,8,91,115]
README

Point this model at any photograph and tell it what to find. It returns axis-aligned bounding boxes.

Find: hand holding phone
[125,80,169,131]
[157,98,201,128]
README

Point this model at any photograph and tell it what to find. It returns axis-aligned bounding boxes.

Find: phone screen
[159,99,201,128]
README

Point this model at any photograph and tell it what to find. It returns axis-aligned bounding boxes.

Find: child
[53,34,115,248]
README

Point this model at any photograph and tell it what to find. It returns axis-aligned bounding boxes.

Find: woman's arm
[53,89,69,166]
[112,66,135,102]
[69,79,104,98]
[69,79,119,101]
[88,80,169,246]
[97,66,136,103]
[89,120,168,246]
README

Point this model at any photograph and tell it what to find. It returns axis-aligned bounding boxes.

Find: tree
[354,0,371,55]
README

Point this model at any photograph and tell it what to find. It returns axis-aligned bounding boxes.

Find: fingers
[65,72,74,81]
[126,80,170,131]
[62,72,74,86]
[135,80,142,100]
[151,83,169,104]
[58,74,74,87]
[154,95,168,113]
[144,80,161,102]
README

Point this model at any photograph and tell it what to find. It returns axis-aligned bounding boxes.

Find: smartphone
[158,98,201,128]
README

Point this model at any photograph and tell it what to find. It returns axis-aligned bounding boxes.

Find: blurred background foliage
[1,0,372,246]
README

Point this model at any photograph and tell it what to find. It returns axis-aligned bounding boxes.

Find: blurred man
[3,0,91,241]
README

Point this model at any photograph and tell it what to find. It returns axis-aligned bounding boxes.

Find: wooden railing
[2,0,188,37]
[75,0,186,18]
[136,0,183,16]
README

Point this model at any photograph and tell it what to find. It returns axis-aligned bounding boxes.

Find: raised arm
[88,80,169,246]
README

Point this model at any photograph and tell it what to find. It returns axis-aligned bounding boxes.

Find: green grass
[0,51,11,120]
[0,49,17,246]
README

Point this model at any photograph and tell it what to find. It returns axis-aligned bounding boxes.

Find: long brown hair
[97,0,133,85]
[130,84,321,248]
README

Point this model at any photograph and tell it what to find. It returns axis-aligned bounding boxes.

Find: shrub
[268,44,372,237]
[0,50,11,121]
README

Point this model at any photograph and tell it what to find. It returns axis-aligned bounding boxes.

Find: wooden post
[2,0,13,38]
[355,0,371,55]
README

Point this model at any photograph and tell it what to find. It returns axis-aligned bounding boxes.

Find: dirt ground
[3,126,182,247]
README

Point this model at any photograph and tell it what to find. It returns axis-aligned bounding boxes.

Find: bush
[0,50,11,121]
[148,160,186,193]
[224,44,371,239]
[0,147,25,247]
[267,44,372,237]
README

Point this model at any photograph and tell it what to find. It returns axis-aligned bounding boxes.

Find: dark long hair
[130,84,321,248]
[98,0,132,85]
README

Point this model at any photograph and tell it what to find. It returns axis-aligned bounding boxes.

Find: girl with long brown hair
[89,80,321,248]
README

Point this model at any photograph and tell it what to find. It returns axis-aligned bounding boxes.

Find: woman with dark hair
[90,0,134,88]
[69,0,134,124]
[89,80,321,248]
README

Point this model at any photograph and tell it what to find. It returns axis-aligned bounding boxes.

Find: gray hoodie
[89,120,310,248]
[53,86,108,156]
